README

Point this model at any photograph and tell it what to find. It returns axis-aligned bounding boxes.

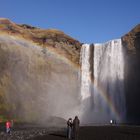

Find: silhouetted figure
[73,116,80,140]
[110,119,116,125]
[11,119,14,131]
[11,119,14,127]
[67,118,73,139]
[6,120,11,134]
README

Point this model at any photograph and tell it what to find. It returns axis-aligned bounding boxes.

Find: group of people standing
[67,116,80,140]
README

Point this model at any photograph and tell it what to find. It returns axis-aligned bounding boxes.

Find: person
[110,119,113,125]
[6,120,11,134]
[67,118,73,139]
[73,116,80,140]
[11,119,14,127]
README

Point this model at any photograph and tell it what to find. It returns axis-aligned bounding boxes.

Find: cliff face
[122,24,140,53]
[1,18,140,124]
[122,24,140,123]
[0,18,81,122]
[0,18,81,66]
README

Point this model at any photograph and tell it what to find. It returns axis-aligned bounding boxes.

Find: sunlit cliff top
[0,18,82,66]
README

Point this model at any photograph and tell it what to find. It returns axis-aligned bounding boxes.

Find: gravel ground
[0,123,65,140]
[1,124,140,140]
[30,125,140,140]
[0,128,49,140]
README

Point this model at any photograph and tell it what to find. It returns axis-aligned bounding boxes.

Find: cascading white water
[94,39,125,122]
[80,39,125,124]
[80,44,93,123]
[80,44,92,101]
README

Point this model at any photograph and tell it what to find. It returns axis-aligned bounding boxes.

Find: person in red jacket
[6,120,11,134]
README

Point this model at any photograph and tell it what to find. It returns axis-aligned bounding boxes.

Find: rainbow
[0,33,122,121]
[93,79,121,120]
[0,33,79,70]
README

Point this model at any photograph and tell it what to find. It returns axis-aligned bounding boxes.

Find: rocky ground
[0,123,65,140]
[31,125,140,140]
[0,128,48,140]
[1,124,140,140]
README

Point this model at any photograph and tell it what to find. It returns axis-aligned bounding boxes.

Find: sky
[0,0,140,43]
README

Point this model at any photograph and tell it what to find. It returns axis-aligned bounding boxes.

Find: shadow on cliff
[124,39,140,124]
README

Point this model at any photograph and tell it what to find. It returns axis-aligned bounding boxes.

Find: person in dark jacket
[67,118,73,139]
[73,116,80,140]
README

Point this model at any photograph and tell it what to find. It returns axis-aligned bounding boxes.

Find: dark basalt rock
[122,24,140,123]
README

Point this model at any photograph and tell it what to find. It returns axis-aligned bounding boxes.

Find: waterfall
[80,44,92,101]
[80,39,125,124]
[80,44,93,123]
